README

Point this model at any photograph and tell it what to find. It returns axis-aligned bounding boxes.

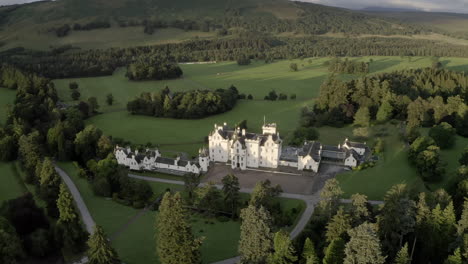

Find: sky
[303,0,468,13]
[1,0,468,13]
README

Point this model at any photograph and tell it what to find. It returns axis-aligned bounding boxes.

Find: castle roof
[298,141,321,161]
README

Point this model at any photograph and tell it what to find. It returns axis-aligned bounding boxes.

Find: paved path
[55,166,95,234]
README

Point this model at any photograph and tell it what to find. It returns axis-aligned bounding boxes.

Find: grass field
[0,89,15,126]
[57,162,304,264]
[53,56,468,156]
[0,162,26,203]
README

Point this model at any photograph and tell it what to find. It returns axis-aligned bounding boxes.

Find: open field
[57,162,304,264]
[0,162,26,203]
[53,56,468,156]
[0,89,15,125]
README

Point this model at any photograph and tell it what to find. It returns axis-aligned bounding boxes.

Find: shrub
[216,215,230,222]
[247,94,253,100]
[290,94,296,100]
[278,93,287,100]
[428,122,456,149]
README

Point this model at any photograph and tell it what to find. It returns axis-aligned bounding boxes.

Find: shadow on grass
[369,58,403,73]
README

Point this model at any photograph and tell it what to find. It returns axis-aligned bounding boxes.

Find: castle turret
[198,147,210,172]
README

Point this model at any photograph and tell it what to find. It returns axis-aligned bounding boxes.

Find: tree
[350,193,370,225]
[268,230,297,264]
[157,192,202,264]
[376,100,393,123]
[444,248,462,264]
[106,93,114,106]
[87,225,120,264]
[459,146,468,166]
[377,184,415,258]
[302,237,319,264]
[353,107,370,127]
[249,179,282,208]
[97,135,113,159]
[88,97,99,114]
[290,63,298,72]
[184,173,201,204]
[56,183,87,253]
[239,205,274,264]
[195,182,221,213]
[74,125,103,163]
[71,89,81,101]
[429,122,456,149]
[247,94,253,100]
[0,217,24,264]
[408,136,435,163]
[222,174,240,217]
[318,178,343,219]
[344,222,386,264]
[290,94,296,100]
[416,145,445,182]
[393,243,410,264]
[39,157,61,217]
[326,207,351,243]
[69,82,78,90]
[266,90,278,101]
[323,238,346,264]
[236,120,248,130]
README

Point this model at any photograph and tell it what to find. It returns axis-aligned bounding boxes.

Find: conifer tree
[87,225,120,264]
[222,174,240,217]
[268,230,297,264]
[323,238,346,264]
[239,204,274,264]
[302,238,319,264]
[326,207,351,243]
[350,193,370,225]
[376,100,393,123]
[444,248,462,264]
[393,243,410,264]
[318,178,343,219]
[156,192,202,264]
[344,222,386,264]
[353,107,370,127]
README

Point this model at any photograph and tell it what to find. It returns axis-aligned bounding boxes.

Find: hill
[0,0,430,51]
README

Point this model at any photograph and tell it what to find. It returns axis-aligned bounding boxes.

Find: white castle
[114,122,370,175]
[208,122,370,172]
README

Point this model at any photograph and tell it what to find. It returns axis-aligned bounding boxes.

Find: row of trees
[127,86,239,119]
[263,90,296,101]
[326,57,370,74]
[125,60,183,81]
[4,35,468,79]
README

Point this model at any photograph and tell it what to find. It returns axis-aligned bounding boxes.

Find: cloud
[302,0,468,13]
[0,0,48,6]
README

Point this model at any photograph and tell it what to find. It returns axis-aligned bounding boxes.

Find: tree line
[126,59,183,81]
[325,57,370,74]
[127,86,239,119]
[4,36,468,79]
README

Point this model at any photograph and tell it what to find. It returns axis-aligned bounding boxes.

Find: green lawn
[0,162,27,203]
[336,124,428,200]
[0,88,15,126]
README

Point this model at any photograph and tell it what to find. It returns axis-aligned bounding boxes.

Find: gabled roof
[298,141,321,161]
[345,140,367,149]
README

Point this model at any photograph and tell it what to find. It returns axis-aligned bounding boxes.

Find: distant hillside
[0,0,433,51]
[366,11,468,38]
[361,6,421,12]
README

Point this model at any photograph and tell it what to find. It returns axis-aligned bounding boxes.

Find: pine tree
[323,238,346,264]
[393,243,410,264]
[268,230,297,264]
[222,174,240,217]
[87,225,120,264]
[156,192,202,264]
[239,205,274,264]
[318,178,343,219]
[350,193,370,225]
[326,207,351,243]
[444,248,462,264]
[57,183,77,223]
[344,222,386,264]
[302,238,319,264]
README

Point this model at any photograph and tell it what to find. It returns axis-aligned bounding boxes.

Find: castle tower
[198,147,210,172]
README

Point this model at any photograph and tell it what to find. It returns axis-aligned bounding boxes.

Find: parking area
[203,163,346,195]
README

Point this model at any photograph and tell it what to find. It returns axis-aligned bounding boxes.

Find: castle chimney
[242,129,246,136]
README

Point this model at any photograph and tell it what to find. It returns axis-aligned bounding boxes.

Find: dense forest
[127,86,239,119]
[126,60,183,81]
[2,36,468,79]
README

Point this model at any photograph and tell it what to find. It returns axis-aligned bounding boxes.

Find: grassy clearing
[0,88,15,126]
[336,124,427,200]
[0,162,26,203]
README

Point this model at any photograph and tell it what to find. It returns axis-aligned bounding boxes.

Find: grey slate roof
[298,141,321,161]
[215,126,281,147]
[156,157,176,165]
[345,140,367,149]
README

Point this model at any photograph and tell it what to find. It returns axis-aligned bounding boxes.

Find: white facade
[114,146,210,175]
[209,123,282,170]
[208,123,370,173]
